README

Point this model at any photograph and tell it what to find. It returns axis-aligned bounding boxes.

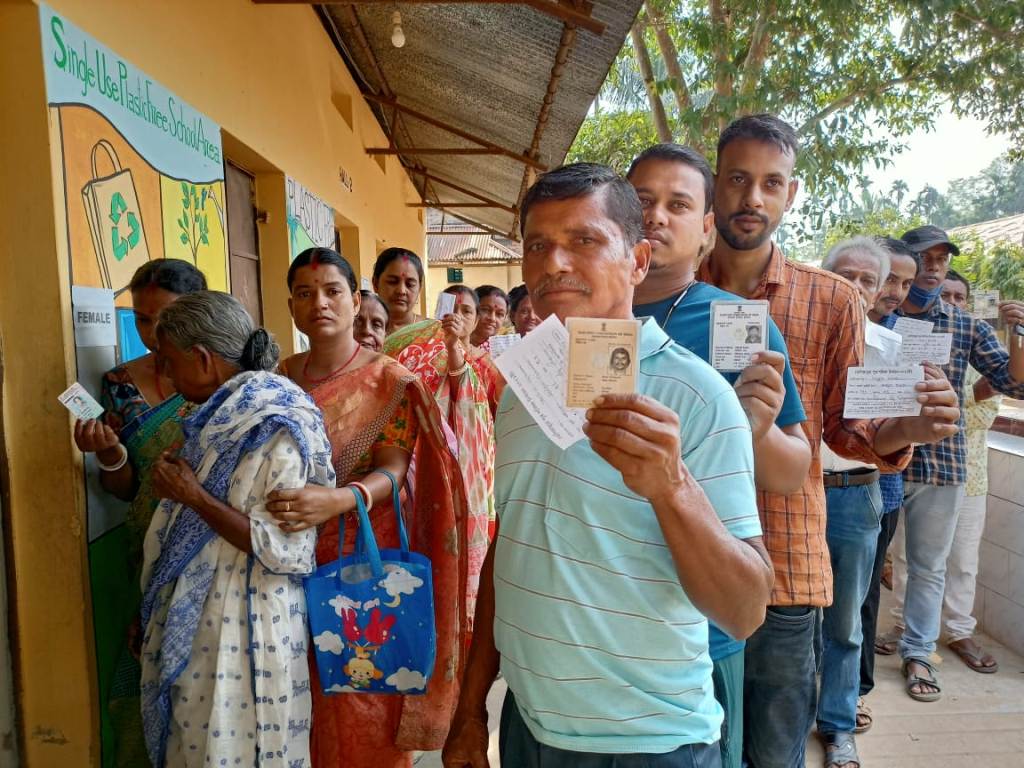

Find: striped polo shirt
[493,319,760,754]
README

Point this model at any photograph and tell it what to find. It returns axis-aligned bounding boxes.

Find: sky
[783,104,1011,244]
[866,105,1010,196]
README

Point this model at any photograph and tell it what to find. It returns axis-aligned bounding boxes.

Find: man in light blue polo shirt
[442,163,774,768]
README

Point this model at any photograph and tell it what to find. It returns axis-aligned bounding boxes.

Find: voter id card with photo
[709,300,769,372]
[565,317,640,408]
[58,382,105,421]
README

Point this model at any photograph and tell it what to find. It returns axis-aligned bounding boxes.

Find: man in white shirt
[816,237,915,767]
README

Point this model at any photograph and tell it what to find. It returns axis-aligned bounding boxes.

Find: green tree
[952,236,1024,300]
[570,111,659,173]
[570,1,1024,236]
[942,155,1024,227]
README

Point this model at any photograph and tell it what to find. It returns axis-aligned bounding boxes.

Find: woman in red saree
[469,284,510,350]
[383,281,497,589]
[441,284,504,417]
[270,248,470,768]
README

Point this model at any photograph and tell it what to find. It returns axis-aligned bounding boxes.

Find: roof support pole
[511,20,576,237]
[405,168,517,214]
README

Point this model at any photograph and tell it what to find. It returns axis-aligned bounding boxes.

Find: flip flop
[902,658,941,702]
[948,638,999,674]
[874,627,902,656]
[854,697,872,734]
[824,732,860,768]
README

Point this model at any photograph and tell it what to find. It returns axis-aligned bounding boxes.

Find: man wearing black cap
[893,224,1024,702]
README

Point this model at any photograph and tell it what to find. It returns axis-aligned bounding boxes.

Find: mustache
[533,276,591,297]
[730,209,769,226]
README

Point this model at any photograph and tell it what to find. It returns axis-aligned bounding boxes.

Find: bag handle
[375,468,410,553]
[90,140,122,179]
[337,486,383,580]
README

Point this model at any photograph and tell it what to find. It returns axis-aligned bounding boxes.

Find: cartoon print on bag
[340,607,395,689]
[378,564,424,608]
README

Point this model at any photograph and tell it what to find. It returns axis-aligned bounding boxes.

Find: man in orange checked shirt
[697,114,961,768]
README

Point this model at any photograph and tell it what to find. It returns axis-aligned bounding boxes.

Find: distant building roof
[427,208,477,233]
[950,212,1024,248]
[428,232,521,265]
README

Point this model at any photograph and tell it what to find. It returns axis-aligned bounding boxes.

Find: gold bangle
[448,362,469,377]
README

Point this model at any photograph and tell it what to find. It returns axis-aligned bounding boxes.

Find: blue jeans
[711,649,743,768]
[900,482,966,662]
[860,505,901,696]
[499,690,722,768]
[816,480,882,735]
[743,606,817,768]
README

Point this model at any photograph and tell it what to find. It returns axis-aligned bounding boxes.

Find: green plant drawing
[177,181,211,263]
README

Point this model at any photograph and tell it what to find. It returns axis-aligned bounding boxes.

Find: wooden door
[225,162,263,325]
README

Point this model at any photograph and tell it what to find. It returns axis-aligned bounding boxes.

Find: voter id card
[709,300,769,372]
[58,382,105,421]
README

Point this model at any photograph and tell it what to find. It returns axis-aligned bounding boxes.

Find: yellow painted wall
[0,4,98,764]
[1,0,427,763]
[47,0,426,351]
[426,263,523,320]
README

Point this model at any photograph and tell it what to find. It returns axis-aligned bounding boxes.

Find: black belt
[822,467,879,488]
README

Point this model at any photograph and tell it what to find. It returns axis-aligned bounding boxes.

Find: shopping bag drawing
[305,472,436,695]
[81,139,151,292]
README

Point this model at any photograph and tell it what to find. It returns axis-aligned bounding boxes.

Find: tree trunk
[645,1,700,149]
[645,1,690,114]
[708,0,734,134]
[630,20,672,143]
[737,0,776,105]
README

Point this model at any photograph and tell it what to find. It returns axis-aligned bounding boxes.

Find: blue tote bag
[305,470,436,695]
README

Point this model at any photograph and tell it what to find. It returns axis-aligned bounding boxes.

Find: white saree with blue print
[139,371,334,767]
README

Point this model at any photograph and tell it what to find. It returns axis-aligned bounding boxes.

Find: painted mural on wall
[38,10,231,764]
[287,175,335,258]
[287,176,335,351]
[41,3,228,299]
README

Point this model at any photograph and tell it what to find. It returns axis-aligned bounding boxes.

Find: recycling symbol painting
[82,139,151,291]
[109,192,142,261]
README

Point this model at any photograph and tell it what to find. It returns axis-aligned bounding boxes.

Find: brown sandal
[948,638,999,674]
[854,697,872,734]
[874,626,902,656]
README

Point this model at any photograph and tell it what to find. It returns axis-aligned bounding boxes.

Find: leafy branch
[177,181,211,263]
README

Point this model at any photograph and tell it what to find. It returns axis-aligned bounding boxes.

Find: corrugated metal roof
[318,1,642,239]
[428,232,522,265]
[950,213,1024,248]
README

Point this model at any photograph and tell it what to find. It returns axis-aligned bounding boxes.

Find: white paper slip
[565,317,641,408]
[972,290,1000,319]
[487,333,521,358]
[709,300,769,372]
[493,315,586,450]
[71,285,116,348]
[893,316,934,337]
[58,382,105,420]
[898,332,953,365]
[434,292,456,319]
[843,366,923,419]
[865,322,903,367]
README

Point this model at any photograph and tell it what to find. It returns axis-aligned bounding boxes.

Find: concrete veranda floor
[419,590,1024,767]
[803,588,1024,768]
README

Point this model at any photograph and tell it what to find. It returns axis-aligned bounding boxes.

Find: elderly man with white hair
[815,236,908,768]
